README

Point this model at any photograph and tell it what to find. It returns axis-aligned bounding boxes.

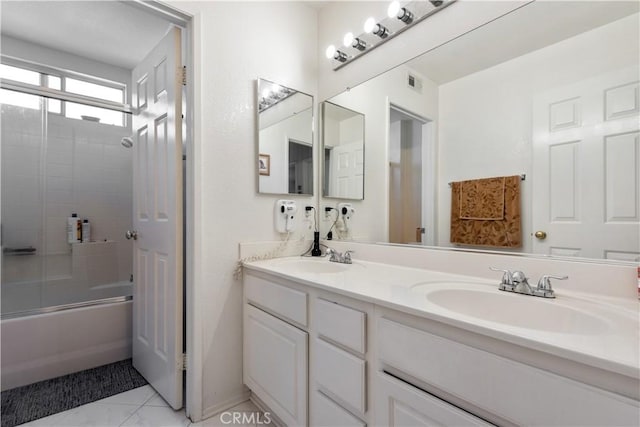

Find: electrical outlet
[324,207,333,221]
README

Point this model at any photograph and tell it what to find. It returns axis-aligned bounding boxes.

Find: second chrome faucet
[326,248,354,264]
[490,267,567,299]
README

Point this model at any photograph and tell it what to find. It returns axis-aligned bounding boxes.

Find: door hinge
[180,353,187,371]
[181,66,187,86]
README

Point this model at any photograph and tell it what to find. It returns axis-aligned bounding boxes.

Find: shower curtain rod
[1,79,133,114]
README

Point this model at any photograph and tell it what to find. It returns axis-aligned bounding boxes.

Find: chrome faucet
[326,248,354,264]
[490,268,567,298]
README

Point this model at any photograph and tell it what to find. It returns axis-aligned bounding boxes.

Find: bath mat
[0,358,147,427]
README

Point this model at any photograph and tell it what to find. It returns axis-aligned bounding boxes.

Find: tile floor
[19,385,269,427]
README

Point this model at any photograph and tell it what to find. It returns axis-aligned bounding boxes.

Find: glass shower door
[1,82,133,318]
[1,90,47,314]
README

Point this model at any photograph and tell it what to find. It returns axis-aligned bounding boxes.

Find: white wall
[317,1,529,100]
[321,64,438,242]
[437,13,640,252]
[165,1,318,420]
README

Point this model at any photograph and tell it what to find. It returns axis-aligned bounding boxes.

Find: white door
[131,27,184,409]
[532,66,639,261]
[330,142,364,198]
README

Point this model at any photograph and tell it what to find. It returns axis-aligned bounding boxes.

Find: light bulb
[325,45,336,59]
[261,88,271,99]
[397,7,414,24]
[364,17,376,33]
[343,32,354,48]
[352,37,366,51]
[333,50,348,63]
[387,1,400,18]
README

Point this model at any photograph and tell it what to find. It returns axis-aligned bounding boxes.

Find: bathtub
[0,298,132,391]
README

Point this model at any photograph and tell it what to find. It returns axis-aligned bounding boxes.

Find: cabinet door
[375,373,491,426]
[244,304,308,426]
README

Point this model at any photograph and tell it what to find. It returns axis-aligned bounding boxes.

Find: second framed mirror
[257,78,313,195]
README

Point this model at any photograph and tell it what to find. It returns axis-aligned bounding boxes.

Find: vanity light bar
[258,85,296,112]
[328,0,455,71]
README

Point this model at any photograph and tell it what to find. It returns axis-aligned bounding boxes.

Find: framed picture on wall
[259,154,270,176]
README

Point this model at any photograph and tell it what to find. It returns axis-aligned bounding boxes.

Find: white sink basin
[272,258,357,274]
[422,287,611,334]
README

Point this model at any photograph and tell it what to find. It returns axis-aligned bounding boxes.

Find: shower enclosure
[0,62,136,389]
[1,88,133,318]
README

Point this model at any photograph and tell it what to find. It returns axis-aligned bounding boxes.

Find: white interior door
[330,142,364,198]
[131,26,184,409]
[532,66,639,261]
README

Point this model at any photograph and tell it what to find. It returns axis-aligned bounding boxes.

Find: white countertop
[244,256,640,381]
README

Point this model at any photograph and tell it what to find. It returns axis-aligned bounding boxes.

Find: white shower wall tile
[45,254,72,278]
[46,162,73,179]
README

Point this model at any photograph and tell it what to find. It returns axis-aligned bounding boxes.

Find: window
[0,64,41,110]
[65,102,124,126]
[0,61,126,126]
[46,75,62,114]
[0,64,39,85]
[0,89,40,110]
[65,78,123,103]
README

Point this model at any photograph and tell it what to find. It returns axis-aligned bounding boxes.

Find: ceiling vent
[407,72,423,93]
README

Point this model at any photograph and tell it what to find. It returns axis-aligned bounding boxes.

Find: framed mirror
[322,101,365,200]
[319,1,640,263]
[257,78,313,195]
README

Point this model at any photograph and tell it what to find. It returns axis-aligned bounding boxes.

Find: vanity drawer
[312,392,366,427]
[245,273,307,326]
[378,317,640,426]
[375,372,491,426]
[315,338,366,416]
[316,298,366,354]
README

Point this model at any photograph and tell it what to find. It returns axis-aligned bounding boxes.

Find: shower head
[121,137,133,148]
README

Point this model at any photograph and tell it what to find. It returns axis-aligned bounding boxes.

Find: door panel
[532,66,640,261]
[330,142,363,199]
[132,27,183,410]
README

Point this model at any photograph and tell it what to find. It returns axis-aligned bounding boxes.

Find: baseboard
[249,393,285,427]
[201,390,251,420]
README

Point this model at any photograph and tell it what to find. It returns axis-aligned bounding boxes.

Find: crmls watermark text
[220,411,272,425]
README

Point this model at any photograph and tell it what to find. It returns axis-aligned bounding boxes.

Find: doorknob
[126,230,138,240]
[534,230,547,240]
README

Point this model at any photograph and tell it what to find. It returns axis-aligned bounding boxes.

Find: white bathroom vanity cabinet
[242,256,639,426]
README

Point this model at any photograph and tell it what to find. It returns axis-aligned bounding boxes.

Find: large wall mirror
[258,78,314,195]
[320,1,640,263]
[322,101,365,200]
